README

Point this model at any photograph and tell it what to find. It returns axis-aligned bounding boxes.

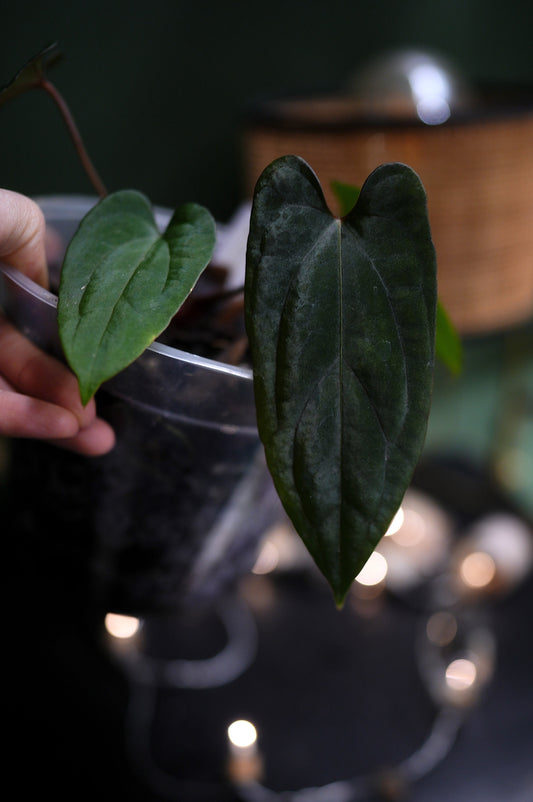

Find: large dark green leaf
[245,156,436,605]
[332,177,462,377]
[58,190,215,404]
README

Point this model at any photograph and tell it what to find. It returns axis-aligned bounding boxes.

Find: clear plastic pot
[0,196,282,615]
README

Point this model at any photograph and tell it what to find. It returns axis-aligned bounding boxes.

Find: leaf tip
[78,378,98,407]
[332,583,351,609]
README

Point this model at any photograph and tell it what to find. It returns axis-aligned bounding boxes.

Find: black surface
[3,459,533,801]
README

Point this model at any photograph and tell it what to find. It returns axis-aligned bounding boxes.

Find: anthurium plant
[0,44,458,606]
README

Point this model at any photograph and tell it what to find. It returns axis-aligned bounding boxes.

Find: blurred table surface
[3,456,533,802]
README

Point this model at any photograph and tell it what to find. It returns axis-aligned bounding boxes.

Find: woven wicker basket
[242,93,533,334]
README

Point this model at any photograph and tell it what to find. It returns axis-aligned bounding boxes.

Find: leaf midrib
[75,234,165,376]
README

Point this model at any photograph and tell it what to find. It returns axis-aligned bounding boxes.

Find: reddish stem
[39,77,108,198]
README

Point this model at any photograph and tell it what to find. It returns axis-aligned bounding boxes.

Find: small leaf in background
[58,190,215,404]
[330,178,361,216]
[0,42,62,105]
[436,299,463,376]
[246,156,437,606]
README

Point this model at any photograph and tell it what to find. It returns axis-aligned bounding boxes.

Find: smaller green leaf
[0,42,62,106]
[436,299,463,376]
[331,179,361,216]
[58,190,216,404]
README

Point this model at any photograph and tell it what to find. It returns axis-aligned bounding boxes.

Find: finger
[47,417,116,457]
[0,189,48,288]
[0,387,116,455]
[0,313,94,429]
[0,389,80,441]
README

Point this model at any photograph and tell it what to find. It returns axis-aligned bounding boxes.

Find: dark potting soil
[156,264,251,367]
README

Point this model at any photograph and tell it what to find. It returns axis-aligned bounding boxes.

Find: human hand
[0,188,115,456]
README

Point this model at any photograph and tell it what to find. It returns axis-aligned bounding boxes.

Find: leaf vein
[75,237,161,375]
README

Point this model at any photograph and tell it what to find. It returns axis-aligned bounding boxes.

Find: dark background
[1,0,533,221]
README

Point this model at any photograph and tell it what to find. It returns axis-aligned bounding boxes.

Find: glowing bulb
[385,506,404,536]
[227,720,263,784]
[252,540,280,575]
[389,507,426,547]
[104,613,141,639]
[445,658,477,691]
[356,551,388,586]
[426,611,458,647]
[460,551,496,589]
[227,720,257,750]
[462,513,533,589]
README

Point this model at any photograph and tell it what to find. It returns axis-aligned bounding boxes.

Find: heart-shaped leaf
[245,156,436,605]
[58,190,215,404]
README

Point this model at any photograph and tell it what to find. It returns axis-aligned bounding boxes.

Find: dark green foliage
[245,156,437,604]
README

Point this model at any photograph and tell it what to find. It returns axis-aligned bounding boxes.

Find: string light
[426,611,458,647]
[385,506,405,536]
[377,489,451,593]
[227,720,263,784]
[100,491,526,801]
[355,551,388,586]
[456,514,533,594]
[420,609,497,710]
[459,551,496,590]
[387,507,426,547]
[228,720,257,750]
[104,613,141,639]
[251,523,313,575]
[445,658,477,692]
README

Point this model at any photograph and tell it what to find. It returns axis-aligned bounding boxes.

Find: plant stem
[40,77,108,198]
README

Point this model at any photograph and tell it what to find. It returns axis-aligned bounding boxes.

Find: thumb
[0,188,48,288]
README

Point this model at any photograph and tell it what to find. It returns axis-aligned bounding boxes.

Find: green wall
[1,0,532,220]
